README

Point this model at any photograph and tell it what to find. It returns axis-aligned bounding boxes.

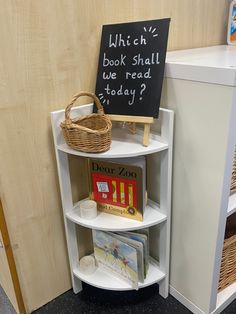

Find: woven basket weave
[218,234,236,291]
[60,92,112,153]
[231,148,236,193]
[218,149,236,291]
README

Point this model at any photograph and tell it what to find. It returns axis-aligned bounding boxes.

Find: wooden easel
[108,114,154,146]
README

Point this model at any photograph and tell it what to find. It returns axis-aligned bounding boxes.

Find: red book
[89,158,146,221]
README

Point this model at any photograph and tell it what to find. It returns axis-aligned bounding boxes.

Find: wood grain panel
[0,231,19,313]
[0,0,231,312]
[0,1,77,312]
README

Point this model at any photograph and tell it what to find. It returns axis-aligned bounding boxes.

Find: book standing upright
[89,157,146,221]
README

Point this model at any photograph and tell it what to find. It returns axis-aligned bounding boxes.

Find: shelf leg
[159,279,169,299]
[159,148,172,298]
[66,219,82,294]
[73,275,82,294]
[159,221,169,299]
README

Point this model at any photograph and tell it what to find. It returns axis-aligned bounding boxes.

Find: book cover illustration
[92,230,138,288]
[110,232,145,282]
[134,228,150,268]
[230,3,236,43]
[122,231,149,277]
[89,158,146,221]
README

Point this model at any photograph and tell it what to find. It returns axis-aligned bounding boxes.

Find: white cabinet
[163,45,236,314]
[51,105,174,297]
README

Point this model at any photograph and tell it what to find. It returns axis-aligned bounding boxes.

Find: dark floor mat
[33,283,192,314]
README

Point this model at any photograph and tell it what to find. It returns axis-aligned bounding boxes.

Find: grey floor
[0,285,16,314]
[32,283,236,314]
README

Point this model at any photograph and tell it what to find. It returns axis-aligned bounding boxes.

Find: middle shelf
[66,199,167,231]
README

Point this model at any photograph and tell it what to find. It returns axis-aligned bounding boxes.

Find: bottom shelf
[215,282,236,313]
[73,257,165,291]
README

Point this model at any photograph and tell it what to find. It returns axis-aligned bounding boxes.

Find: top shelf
[57,128,168,158]
[51,104,173,159]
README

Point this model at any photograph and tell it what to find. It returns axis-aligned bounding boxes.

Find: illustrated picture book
[121,231,149,277]
[92,229,150,288]
[110,232,145,283]
[89,157,146,221]
[92,229,139,288]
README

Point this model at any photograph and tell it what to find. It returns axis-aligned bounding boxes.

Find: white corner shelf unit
[51,104,174,297]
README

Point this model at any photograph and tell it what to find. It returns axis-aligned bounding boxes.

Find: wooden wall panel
[0,0,231,312]
[0,232,19,313]
[0,1,79,312]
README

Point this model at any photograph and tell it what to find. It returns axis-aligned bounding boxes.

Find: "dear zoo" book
[89,157,146,221]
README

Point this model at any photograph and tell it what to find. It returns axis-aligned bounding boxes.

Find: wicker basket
[60,92,112,153]
[218,234,236,291]
[218,152,236,292]
[231,148,236,193]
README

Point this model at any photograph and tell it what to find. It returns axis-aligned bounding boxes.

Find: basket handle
[65,92,104,123]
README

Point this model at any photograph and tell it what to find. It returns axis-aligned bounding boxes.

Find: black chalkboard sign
[95,18,170,118]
